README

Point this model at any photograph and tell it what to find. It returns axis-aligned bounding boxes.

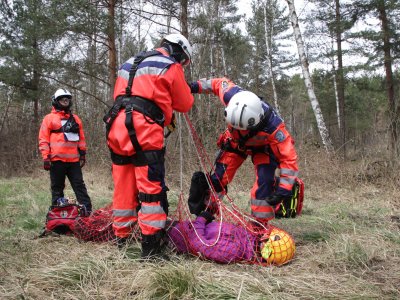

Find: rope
[181,112,223,246]
[179,112,270,247]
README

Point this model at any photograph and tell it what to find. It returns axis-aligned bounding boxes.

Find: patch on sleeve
[221,81,229,92]
[275,130,286,142]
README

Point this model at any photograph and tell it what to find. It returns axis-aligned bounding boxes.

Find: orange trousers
[112,162,167,237]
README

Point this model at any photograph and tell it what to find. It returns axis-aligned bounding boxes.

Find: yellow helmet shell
[261,228,295,265]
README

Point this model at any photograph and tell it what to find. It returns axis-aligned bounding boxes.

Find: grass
[0,153,399,299]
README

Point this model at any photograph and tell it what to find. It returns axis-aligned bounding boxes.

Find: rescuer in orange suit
[188,78,299,224]
[39,88,92,215]
[105,33,194,258]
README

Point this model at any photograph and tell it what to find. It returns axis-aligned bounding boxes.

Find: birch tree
[285,0,334,152]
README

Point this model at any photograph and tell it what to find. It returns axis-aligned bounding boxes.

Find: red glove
[43,159,51,171]
[80,155,86,168]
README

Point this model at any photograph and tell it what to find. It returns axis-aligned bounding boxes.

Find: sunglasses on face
[59,97,71,102]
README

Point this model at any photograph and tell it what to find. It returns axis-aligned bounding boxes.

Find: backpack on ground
[39,203,86,236]
[275,178,305,218]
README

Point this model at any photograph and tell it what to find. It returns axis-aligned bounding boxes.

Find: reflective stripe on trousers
[138,202,167,235]
[250,198,275,221]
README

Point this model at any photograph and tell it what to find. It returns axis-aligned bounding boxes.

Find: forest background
[0,0,399,299]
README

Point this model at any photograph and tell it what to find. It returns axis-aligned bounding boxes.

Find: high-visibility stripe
[281,168,298,176]
[140,205,165,215]
[280,177,296,185]
[119,69,130,80]
[50,142,80,148]
[136,66,168,77]
[114,220,136,228]
[119,56,173,80]
[199,79,212,92]
[252,211,275,219]
[251,199,270,207]
[113,209,138,217]
[251,198,275,220]
[140,219,166,228]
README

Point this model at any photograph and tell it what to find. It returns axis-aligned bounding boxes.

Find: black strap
[110,148,165,167]
[124,104,144,161]
[51,113,75,133]
[138,191,167,203]
[125,50,161,97]
[105,50,170,166]
[103,49,163,131]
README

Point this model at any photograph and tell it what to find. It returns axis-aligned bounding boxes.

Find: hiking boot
[116,236,129,249]
[140,231,169,261]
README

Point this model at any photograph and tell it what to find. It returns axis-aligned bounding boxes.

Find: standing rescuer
[39,88,92,215]
[104,33,194,258]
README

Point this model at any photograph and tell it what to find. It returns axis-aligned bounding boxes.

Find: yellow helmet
[261,228,295,265]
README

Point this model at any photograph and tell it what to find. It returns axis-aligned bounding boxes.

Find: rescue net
[163,113,296,265]
[72,112,296,266]
[74,204,117,243]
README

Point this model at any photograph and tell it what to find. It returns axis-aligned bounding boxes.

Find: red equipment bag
[275,178,305,218]
[40,204,84,236]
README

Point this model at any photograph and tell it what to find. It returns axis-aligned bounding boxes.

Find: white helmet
[162,33,192,65]
[53,88,72,101]
[52,88,72,109]
[224,91,264,130]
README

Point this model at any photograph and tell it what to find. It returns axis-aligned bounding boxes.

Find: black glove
[79,150,86,168]
[188,81,199,93]
[267,192,291,206]
[199,211,215,224]
[43,159,51,171]
[80,155,86,168]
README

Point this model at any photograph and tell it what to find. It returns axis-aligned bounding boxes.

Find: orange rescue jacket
[108,48,194,156]
[38,108,87,162]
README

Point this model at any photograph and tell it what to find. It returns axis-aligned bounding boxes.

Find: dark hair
[161,41,189,64]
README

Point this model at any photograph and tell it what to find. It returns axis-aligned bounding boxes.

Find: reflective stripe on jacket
[38,107,86,162]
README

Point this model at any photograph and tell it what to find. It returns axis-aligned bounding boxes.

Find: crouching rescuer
[189,78,300,225]
[104,33,194,258]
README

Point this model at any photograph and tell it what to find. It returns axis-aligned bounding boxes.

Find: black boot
[116,236,129,249]
[141,231,169,260]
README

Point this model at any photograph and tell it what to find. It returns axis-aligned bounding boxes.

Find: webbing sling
[51,113,78,133]
[103,50,167,166]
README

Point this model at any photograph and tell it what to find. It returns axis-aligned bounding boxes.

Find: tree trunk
[32,37,41,126]
[332,61,340,131]
[378,1,398,160]
[107,0,117,104]
[335,0,346,158]
[180,0,191,80]
[286,0,334,152]
[263,2,280,114]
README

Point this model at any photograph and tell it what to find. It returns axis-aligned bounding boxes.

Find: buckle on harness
[153,112,165,125]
